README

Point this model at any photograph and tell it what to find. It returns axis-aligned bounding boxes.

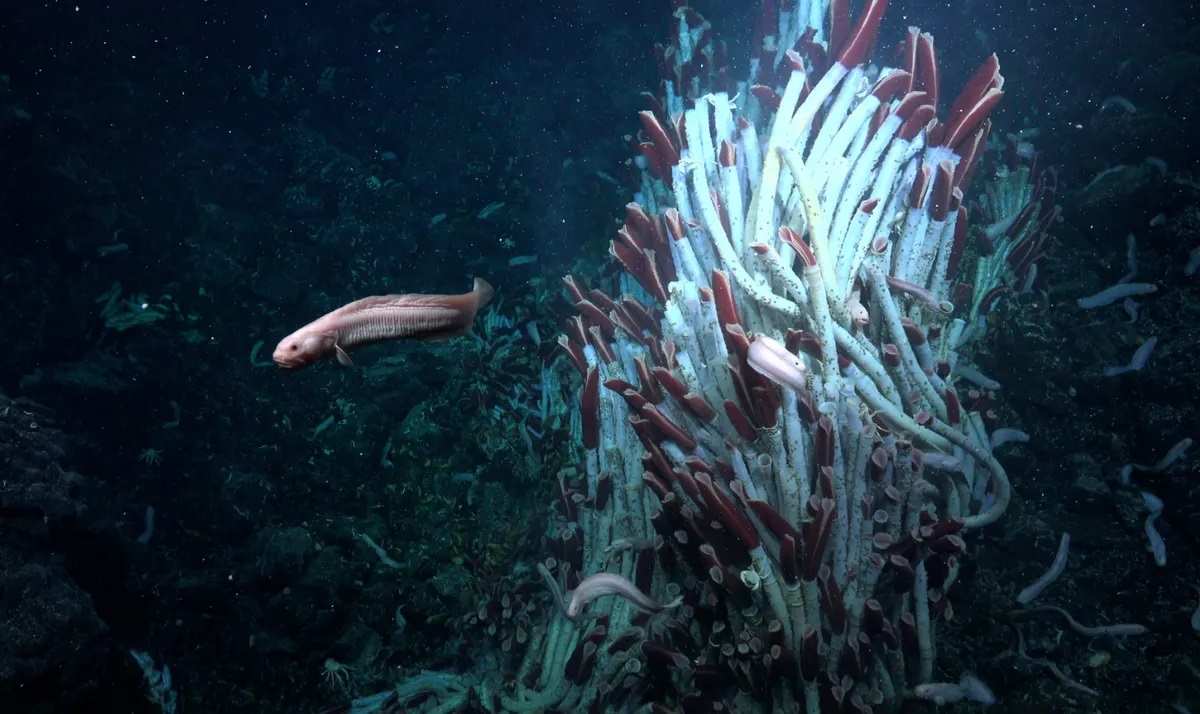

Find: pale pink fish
[273,278,494,369]
[746,334,807,393]
[565,572,682,620]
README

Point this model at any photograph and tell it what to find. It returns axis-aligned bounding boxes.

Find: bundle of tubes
[396,1,1047,712]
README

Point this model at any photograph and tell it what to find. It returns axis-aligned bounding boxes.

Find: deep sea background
[1,0,1198,711]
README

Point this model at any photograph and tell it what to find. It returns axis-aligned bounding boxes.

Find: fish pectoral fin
[334,344,355,367]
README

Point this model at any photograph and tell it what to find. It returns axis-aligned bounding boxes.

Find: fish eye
[290,344,298,351]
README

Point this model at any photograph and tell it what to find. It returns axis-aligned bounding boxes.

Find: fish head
[273,329,335,369]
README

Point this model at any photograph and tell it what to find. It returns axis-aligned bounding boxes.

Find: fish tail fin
[472,277,495,310]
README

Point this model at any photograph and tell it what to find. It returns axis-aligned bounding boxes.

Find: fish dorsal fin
[334,343,355,367]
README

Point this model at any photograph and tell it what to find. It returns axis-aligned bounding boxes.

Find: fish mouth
[272,356,300,369]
